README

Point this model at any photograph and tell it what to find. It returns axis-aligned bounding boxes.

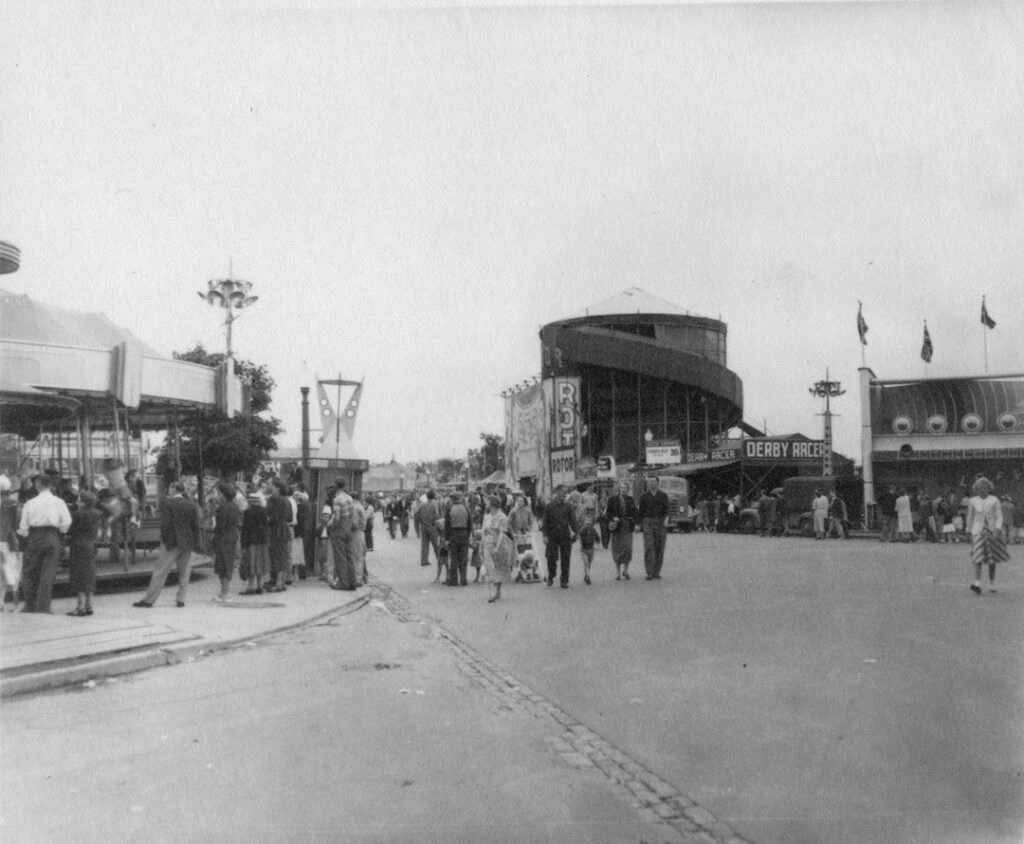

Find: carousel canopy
[0,288,158,353]
[0,372,80,438]
[0,288,245,434]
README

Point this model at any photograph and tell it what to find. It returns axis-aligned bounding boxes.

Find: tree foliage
[157,345,282,480]
[466,432,504,479]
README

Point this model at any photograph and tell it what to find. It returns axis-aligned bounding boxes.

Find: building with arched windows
[859,368,1024,519]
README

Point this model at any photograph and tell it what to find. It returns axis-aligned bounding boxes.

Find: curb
[0,592,371,700]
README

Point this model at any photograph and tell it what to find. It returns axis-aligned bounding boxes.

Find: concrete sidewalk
[0,562,369,698]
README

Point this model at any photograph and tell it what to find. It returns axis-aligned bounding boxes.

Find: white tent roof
[562,287,691,320]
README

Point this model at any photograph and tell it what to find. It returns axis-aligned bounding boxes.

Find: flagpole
[857,300,867,367]
[983,319,989,374]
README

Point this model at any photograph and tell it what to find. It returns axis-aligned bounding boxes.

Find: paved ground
[2,529,1022,843]
[375,530,1024,844]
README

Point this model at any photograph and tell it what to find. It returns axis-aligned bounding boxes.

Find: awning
[643,459,741,476]
[481,469,513,485]
[0,374,80,437]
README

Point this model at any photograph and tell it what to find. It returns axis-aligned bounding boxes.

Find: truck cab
[633,473,694,532]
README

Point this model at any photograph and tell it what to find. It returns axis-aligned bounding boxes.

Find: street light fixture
[198,272,259,358]
[809,370,844,476]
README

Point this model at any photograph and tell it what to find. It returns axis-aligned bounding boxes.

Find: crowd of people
[1,467,1018,616]
[403,478,677,602]
[873,484,1024,547]
[1,465,149,615]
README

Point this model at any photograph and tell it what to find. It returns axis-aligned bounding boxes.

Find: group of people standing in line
[408,478,676,602]
[1,467,149,616]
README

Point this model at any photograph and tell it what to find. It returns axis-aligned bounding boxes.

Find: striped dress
[968,494,1009,566]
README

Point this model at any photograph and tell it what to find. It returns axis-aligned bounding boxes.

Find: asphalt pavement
[2,528,1022,844]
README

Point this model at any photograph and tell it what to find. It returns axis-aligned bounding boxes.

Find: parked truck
[631,472,694,532]
[738,475,860,536]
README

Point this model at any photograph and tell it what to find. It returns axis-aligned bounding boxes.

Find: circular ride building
[539,288,745,469]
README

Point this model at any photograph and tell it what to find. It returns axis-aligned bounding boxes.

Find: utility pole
[809,370,845,476]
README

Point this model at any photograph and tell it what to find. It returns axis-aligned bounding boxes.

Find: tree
[156,345,282,483]
[469,432,504,478]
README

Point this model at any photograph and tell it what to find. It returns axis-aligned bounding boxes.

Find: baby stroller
[513,534,541,583]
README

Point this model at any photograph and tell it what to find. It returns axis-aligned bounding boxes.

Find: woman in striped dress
[968,477,1009,594]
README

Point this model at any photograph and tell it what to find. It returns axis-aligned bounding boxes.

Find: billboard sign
[506,383,545,478]
[743,438,824,463]
[550,447,577,488]
[645,440,681,465]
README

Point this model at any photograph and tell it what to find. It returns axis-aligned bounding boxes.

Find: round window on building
[892,415,914,435]
[961,412,984,434]
[926,414,948,435]
[997,412,1019,432]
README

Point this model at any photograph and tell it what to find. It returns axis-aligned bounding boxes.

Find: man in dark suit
[542,485,577,588]
[133,481,201,608]
[638,477,670,580]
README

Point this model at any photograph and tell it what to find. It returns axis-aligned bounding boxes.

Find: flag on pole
[920,322,933,362]
[981,297,996,329]
[857,302,868,345]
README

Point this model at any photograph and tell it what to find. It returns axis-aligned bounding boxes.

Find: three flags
[856,298,997,360]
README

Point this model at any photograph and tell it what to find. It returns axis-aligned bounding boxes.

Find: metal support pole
[301,386,311,480]
[81,413,93,489]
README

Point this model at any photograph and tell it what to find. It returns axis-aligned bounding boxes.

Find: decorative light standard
[809,370,845,476]
[197,270,258,358]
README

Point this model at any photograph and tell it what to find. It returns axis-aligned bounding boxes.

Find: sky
[2,0,1023,467]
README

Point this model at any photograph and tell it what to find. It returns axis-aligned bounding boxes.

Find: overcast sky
[3,1,1022,466]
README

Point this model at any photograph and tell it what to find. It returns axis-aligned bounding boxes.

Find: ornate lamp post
[809,371,845,476]
[197,272,259,358]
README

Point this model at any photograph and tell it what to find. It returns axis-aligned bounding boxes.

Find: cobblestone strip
[369,582,752,844]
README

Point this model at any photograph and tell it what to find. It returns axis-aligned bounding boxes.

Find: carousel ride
[0,246,247,491]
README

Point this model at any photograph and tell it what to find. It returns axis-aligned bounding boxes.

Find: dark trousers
[420,525,438,565]
[364,524,374,551]
[448,532,469,584]
[22,527,61,613]
[545,537,572,585]
[642,519,667,577]
[141,543,193,605]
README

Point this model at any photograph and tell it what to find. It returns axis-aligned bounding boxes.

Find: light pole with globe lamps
[197,273,259,358]
[809,371,844,476]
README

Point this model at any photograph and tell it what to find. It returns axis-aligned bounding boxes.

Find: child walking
[578,515,599,585]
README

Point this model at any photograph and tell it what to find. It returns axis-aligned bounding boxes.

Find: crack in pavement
[367,582,753,844]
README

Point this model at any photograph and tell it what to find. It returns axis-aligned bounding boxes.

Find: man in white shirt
[17,473,72,613]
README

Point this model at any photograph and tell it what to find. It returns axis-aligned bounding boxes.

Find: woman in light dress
[967,477,1009,594]
[483,496,514,603]
[895,489,913,542]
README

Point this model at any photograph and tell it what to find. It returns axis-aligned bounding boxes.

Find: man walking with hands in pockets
[639,477,670,580]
